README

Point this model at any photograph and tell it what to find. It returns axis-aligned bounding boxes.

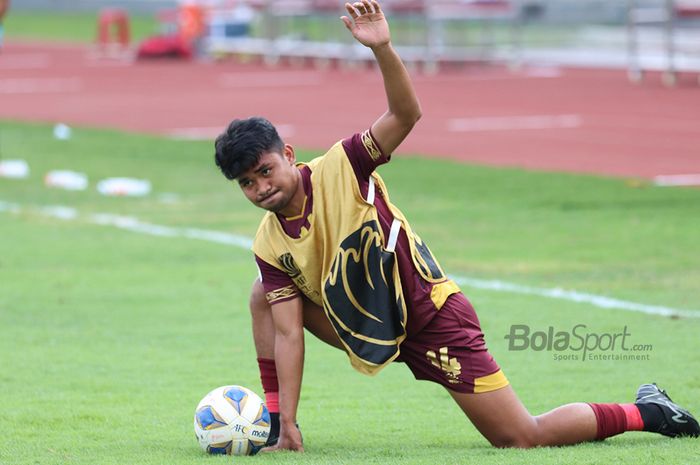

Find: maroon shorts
[396,292,508,394]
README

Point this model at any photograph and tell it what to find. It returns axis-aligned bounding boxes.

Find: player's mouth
[258,189,280,204]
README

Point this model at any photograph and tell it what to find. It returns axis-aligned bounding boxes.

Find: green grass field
[1,121,699,465]
[4,12,160,44]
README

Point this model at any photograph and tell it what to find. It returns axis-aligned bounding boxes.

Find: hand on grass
[262,423,304,453]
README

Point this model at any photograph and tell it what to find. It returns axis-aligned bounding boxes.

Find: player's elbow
[397,108,422,131]
[407,105,422,126]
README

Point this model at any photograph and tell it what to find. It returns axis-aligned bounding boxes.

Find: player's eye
[261,168,272,176]
[239,179,252,188]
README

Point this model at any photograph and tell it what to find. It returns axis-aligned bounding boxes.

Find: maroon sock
[589,403,643,440]
[621,403,644,431]
[257,357,279,413]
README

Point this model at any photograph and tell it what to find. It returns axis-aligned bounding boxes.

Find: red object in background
[179,4,206,42]
[97,8,130,47]
[136,34,193,59]
[136,3,205,59]
[675,1,700,18]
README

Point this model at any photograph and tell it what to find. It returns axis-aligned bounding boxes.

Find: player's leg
[447,385,598,447]
[449,381,700,447]
[400,291,699,447]
[301,298,344,350]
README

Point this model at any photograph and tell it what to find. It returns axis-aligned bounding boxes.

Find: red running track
[1,41,699,178]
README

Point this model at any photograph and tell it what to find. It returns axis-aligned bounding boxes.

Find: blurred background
[6,0,700,82]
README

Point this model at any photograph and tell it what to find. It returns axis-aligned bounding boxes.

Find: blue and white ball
[194,385,270,455]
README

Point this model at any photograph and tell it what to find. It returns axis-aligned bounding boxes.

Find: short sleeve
[342,129,390,181]
[255,255,300,305]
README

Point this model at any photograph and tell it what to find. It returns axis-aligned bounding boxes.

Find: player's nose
[256,181,273,197]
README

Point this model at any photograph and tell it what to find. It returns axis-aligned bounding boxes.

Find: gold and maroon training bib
[253,138,453,375]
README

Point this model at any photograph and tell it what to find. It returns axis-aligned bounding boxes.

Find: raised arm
[341,0,422,155]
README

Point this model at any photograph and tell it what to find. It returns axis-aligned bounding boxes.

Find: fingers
[354,1,367,15]
[340,15,353,31]
[345,0,376,18]
[344,2,359,19]
[260,443,304,453]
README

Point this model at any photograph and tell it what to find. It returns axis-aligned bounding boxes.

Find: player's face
[236,146,300,214]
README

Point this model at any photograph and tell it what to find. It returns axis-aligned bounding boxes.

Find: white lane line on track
[0,77,83,94]
[448,114,582,132]
[167,124,295,141]
[166,127,227,140]
[2,199,699,319]
[412,67,563,83]
[0,53,52,70]
[218,73,324,88]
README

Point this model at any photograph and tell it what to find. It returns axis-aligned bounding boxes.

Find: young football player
[214,0,699,451]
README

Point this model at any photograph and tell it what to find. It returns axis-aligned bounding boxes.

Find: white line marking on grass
[41,206,79,220]
[0,77,82,94]
[2,200,698,318]
[448,114,582,132]
[182,228,253,248]
[450,276,700,319]
[89,213,253,248]
[653,174,700,187]
[0,200,21,213]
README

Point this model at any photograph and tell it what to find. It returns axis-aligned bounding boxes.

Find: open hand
[341,0,390,48]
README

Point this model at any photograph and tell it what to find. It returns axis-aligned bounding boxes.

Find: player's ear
[283,144,296,164]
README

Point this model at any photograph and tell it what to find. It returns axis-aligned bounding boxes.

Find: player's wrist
[370,41,392,53]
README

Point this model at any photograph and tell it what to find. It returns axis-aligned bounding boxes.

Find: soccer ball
[193,385,271,455]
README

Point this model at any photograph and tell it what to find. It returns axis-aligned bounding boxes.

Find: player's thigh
[302,299,344,351]
[250,278,270,312]
[447,385,538,447]
[251,278,342,350]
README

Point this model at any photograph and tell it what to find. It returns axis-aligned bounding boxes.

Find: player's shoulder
[310,139,347,167]
[253,211,280,245]
[255,210,278,230]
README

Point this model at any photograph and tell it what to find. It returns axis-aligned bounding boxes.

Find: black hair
[214,117,284,180]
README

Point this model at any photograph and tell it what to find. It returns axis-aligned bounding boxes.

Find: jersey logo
[278,253,319,301]
[278,253,302,278]
[323,221,407,366]
[426,347,462,384]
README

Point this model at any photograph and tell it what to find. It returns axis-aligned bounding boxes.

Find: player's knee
[491,437,537,449]
[486,425,540,449]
